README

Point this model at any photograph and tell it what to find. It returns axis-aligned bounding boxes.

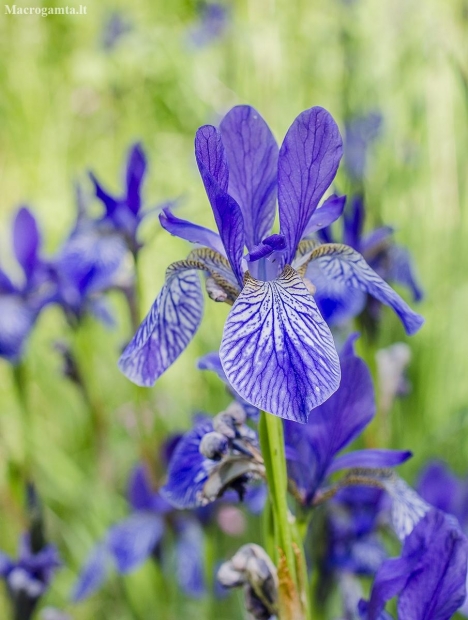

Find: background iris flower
[0,208,55,363]
[119,105,423,424]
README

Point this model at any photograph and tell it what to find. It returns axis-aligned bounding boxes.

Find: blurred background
[0,0,468,617]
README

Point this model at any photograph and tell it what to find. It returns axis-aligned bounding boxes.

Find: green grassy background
[0,0,468,618]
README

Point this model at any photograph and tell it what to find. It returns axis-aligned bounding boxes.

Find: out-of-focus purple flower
[119,105,423,424]
[161,406,264,509]
[359,509,468,620]
[187,3,229,48]
[0,534,61,620]
[0,207,56,363]
[101,11,132,51]
[51,216,131,326]
[313,195,423,328]
[89,143,156,256]
[72,459,206,601]
[417,461,468,530]
[344,112,383,182]
[284,335,412,506]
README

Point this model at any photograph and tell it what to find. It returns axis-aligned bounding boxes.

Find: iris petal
[195,125,245,285]
[175,518,206,597]
[118,269,204,387]
[161,419,214,509]
[307,244,424,335]
[125,143,146,215]
[327,449,412,476]
[13,207,41,281]
[71,544,109,601]
[219,105,278,250]
[159,208,226,256]
[220,266,340,423]
[303,194,346,236]
[108,513,164,573]
[278,107,343,263]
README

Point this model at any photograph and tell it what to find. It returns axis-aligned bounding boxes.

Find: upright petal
[219,105,278,249]
[125,143,146,215]
[89,172,119,217]
[220,266,340,423]
[278,107,343,262]
[118,269,204,386]
[195,125,245,285]
[306,244,424,335]
[302,195,346,237]
[343,195,365,250]
[159,208,226,256]
[108,513,164,573]
[285,344,375,499]
[13,207,41,281]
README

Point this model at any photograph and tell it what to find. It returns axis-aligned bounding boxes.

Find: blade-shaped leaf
[220,266,340,423]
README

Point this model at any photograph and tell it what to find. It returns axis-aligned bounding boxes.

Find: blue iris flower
[0,534,61,620]
[313,194,424,328]
[0,207,55,363]
[284,334,412,506]
[417,461,468,617]
[358,509,468,620]
[119,105,423,423]
[51,186,131,326]
[187,3,230,49]
[72,458,206,601]
[88,143,152,256]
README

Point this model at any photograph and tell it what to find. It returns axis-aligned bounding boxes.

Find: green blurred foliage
[0,0,468,618]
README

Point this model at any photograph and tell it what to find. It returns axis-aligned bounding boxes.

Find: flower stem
[259,412,309,620]
[12,362,33,483]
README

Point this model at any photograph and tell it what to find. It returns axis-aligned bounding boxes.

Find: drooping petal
[118,268,204,386]
[303,194,346,237]
[108,513,164,573]
[328,449,412,476]
[284,344,375,499]
[360,226,394,255]
[306,259,367,326]
[13,207,41,281]
[364,510,468,620]
[195,125,245,285]
[220,265,340,423]
[71,544,109,601]
[174,518,206,597]
[159,208,226,255]
[125,143,146,215]
[219,105,278,250]
[161,419,214,509]
[306,244,424,335]
[278,107,343,262]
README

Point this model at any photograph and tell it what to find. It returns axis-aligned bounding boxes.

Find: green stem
[12,363,33,483]
[259,412,310,620]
